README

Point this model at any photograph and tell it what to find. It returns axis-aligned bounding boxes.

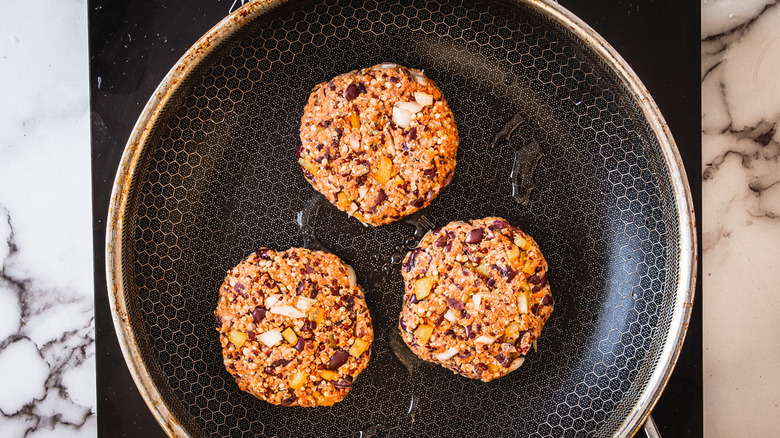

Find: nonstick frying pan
[105,0,696,436]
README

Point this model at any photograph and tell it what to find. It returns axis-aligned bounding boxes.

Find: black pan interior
[121,0,681,436]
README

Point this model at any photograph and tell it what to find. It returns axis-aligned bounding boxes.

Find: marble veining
[0,0,95,436]
[702,0,780,436]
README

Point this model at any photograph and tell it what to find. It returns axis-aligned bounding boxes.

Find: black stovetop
[90,1,701,436]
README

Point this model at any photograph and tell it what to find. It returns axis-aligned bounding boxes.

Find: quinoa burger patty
[398,217,553,382]
[298,63,458,226]
[216,247,373,407]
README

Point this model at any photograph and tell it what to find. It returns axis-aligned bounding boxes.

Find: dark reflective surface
[90,1,701,437]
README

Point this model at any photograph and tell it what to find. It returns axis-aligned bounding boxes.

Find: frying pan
[105,0,696,436]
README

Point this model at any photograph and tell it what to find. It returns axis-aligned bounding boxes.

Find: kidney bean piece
[495,353,511,367]
[375,189,387,205]
[327,350,350,370]
[530,272,549,291]
[333,379,353,389]
[446,297,464,310]
[490,220,510,230]
[344,83,361,101]
[541,295,553,306]
[255,248,272,259]
[404,248,422,273]
[466,228,483,244]
[294,338,306,352]
[252,307,267,323]
[271,358,291,367]
[281,394,298,406]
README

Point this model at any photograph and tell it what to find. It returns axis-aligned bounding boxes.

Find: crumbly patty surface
[399,217,553,382]
[298,63,458,226]
[216,248,373,407]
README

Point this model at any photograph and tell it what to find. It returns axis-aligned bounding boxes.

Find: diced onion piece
[347,202,359,215]
[379,62,397,68]
[282,327,298,345]
[508,356,525,372]
[258,329,283,347]
[228,329,247,348]
[336,191,350,208]
[514,235,531,250]
[518,293,529,314]
[444,309,457,323]
[298,158,318,176]
[357,186,368,199]
[475,263,491,278]
[395,101,424,114]
[349,135,360,151]
[308,307,324,323]
[474,335,495,345]
[346,265,357,288]
[296,297,316,312]
[349,112,360,129]
[392,106,412,128]
[410,70,427,84]
[371,155,394,184]
[523,259,536,275]
[414,324,434,345]
[505,322,520,339]
[313,391,335,406]
[289,371,307,390]
[264,294,281,308]
[507,244,520,261]
[269,305,306,319]
[413,91,433,106]
[472,293,482,309]
[435,347,459,361]
[353,212,368,224]
[533,340,538,352]
[349,338,370,357]
[414,277,434,301]
[319,370,337,381]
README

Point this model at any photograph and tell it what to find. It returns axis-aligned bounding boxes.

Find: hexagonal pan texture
[106,0,695,437]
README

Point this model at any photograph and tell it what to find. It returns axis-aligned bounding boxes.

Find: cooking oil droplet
[358,423,385,438]
[295,194,331,252]
[503,75,514,85]
[509,140,542,205]
[381,264,392,275]
[390,253,403,265]
[491,112,525,148]
[407,394,419,422]
[403,211,435,239]
[389,329,424,374]
[404,236,417,248]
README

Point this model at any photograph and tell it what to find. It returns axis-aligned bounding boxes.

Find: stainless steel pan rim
[105,1,697,436]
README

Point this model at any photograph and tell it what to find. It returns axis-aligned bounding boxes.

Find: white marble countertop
[702,0,780,435]
[1,0,778,436]
[0,0,95,436]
